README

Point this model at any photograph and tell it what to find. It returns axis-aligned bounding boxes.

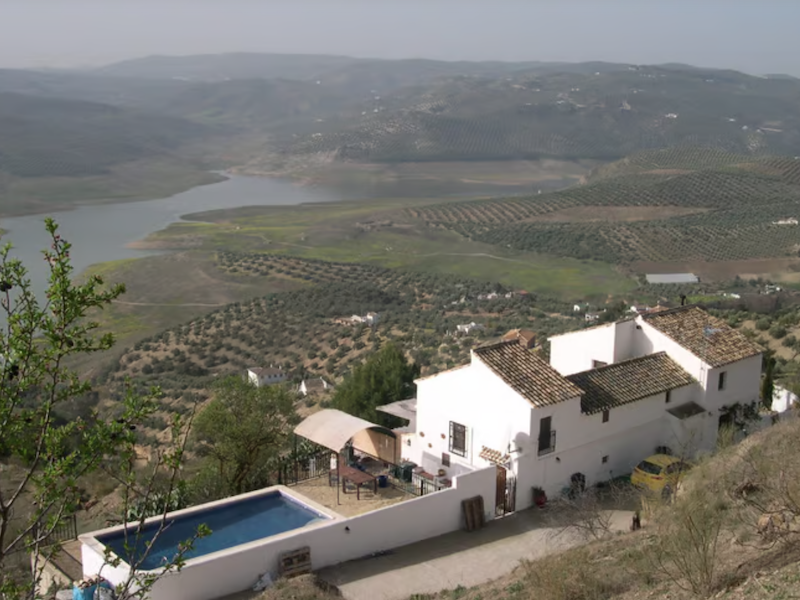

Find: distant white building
[298,377,334,397]
[456,322,484,335]
[247,366,286,387]
[351,312,380,325]
[773,218,798,226]
[646,273,699,285]
[771,385,798,414]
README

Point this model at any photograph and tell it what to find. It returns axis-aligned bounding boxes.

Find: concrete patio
[315,506,634,600]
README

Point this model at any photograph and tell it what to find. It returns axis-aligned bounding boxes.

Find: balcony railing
[538,430,556,456]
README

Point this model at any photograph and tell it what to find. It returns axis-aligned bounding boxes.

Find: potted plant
[532,486,547,508]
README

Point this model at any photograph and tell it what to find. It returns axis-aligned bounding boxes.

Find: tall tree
[332,343,419,426]
[0,220,201,600]
[193,376,299,497]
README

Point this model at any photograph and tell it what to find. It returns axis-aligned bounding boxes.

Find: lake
[0,171,532,305]
[0,174,353,293]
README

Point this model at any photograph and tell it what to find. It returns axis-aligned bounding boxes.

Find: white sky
[0,0,797,75]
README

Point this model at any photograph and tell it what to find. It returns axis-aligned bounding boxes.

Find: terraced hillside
[286,66,800,162]
[406,148,800,265]
[99,253,577,413]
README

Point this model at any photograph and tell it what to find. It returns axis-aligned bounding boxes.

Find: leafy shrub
[755,318,771,331]
[769,324,787,339]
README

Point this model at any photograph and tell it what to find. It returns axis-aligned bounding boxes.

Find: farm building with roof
[645,272,700,284]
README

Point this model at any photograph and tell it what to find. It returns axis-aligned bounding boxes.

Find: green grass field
[139,197,635,299]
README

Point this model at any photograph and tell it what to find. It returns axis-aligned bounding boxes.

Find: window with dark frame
[718,371,727,391]
[441,452,451,467]
[665,389,672,404]
[602,409,610,423]
[602,455,609,464]
[449,421,467,457]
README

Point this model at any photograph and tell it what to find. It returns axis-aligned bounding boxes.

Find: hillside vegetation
[92,253,580,430]
[406,148,800,265]
[8,60,800,181]
[284,66,800,163]
[0,92,226,215]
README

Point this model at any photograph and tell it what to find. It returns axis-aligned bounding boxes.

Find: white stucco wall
[703,354,762,411]
[512,384,709,504]
[548,323,618,376]
[548,384,699,453]
[81,470,496,600]
[412,361,532,477]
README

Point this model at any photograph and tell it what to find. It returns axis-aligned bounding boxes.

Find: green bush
[769,325,787,339]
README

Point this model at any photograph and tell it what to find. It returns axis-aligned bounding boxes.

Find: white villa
[72,305,767,600]
[247,366,286,387]
[402,305,763,511]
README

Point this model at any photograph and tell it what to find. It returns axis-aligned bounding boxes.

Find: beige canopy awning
[294,408,397,454]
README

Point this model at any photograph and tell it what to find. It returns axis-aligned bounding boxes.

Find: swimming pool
[97,491,329,570]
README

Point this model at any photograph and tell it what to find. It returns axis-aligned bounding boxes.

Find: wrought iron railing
[33,513,78,548]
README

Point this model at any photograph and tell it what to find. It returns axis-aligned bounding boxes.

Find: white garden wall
[81,469,496,600]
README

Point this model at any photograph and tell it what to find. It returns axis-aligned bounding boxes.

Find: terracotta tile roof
[479,446,510,465]
[641,306,761,367]
[302,377,331,390]
[502,329,537,346]
[473,340,583,407]
[567,352,696,415]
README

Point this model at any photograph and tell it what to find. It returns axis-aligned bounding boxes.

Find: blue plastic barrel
[378,475,388,488]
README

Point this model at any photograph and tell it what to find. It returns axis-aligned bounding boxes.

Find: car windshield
[636,460,663,475]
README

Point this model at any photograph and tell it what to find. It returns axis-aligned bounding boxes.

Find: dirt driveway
[317,506,634,600]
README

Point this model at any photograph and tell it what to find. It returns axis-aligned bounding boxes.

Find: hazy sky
[1,0,798,75]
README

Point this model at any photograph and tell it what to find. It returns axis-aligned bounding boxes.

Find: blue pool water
[98,492,327,570]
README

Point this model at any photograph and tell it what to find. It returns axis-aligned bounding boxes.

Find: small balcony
[538,430,556,456]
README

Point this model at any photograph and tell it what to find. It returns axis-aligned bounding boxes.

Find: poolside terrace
[290,474,410,517]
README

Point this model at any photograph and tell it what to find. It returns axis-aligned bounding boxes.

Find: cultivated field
[129,196,634,299]
[406,149,800,271]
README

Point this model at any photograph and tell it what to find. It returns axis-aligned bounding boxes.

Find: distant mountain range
[3,52,800,214]
[282,65,800,161]
[87,52,633,83]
